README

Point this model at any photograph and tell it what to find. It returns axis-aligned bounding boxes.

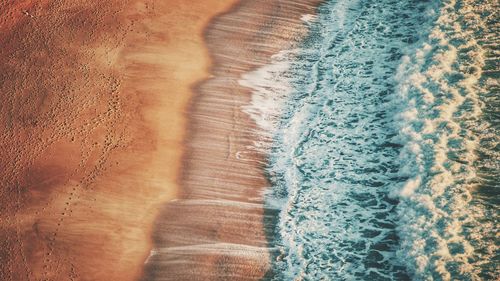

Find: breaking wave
[240,0,499,279]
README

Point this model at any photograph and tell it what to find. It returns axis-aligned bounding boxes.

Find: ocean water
[240,0,499,280]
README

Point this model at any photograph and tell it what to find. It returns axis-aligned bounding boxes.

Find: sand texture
[0,0,235,280]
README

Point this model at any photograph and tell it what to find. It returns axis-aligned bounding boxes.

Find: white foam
[392,0,491,278]
[400,176,421,197]
[239,50,299,151]
[300,14,318,24]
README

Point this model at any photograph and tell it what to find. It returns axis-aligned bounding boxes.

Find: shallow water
[241,0,499,279]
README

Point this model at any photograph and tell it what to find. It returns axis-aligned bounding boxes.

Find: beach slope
[142,0,322,280]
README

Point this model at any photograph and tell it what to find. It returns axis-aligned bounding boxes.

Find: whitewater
[240,0,498,280]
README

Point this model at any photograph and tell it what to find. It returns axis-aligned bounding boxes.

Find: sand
[1,0,326,280]
[142,0,323,280]
[0,0,235,280]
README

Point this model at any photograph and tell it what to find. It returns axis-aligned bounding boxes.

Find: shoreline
[0,1,325,280]
[142,0,323,280]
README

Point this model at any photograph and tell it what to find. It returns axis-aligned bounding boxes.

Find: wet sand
[142,0,323,280]
[0,1,235,280]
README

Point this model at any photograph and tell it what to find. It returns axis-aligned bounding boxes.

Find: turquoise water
[259,0,499,279]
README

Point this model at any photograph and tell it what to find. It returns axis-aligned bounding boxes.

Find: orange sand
[0,0,235,280]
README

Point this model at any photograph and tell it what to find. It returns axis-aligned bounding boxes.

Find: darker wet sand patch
[141,1,323,280]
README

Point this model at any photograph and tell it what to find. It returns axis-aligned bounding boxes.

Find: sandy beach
[3,0,495,280]
[0,0,235,280]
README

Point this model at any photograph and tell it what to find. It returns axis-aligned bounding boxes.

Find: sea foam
[241,0,498,279]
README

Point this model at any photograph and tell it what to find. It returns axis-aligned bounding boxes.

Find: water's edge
[141,1,324,280]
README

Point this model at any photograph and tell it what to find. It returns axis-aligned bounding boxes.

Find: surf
[241,0,498,279]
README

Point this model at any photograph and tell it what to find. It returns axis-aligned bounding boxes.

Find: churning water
[242,0,498,280]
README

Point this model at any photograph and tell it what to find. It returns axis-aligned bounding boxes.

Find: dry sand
[0,0,235,280]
